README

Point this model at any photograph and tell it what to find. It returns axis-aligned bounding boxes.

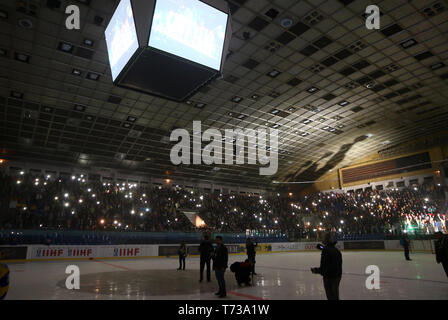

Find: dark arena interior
[0,0,448,310]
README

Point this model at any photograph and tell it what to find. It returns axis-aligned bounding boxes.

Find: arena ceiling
[0,0,447,189]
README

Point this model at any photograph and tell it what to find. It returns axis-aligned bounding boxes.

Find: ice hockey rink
[4,251,448,300]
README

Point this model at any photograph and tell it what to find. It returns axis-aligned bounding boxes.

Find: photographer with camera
[311,233,342,300]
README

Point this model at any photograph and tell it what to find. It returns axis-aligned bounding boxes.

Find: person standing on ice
[246,238,258,275]
[311,233,342,300]
[212,236,228,298]
[400,233,412,261]
[199,234,214,282]
[434,231,448,277]
[177,242,187,270]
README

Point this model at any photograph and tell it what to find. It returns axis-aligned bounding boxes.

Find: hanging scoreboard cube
[105,0,232,102]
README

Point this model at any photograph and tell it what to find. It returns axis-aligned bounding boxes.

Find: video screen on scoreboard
[105,0,139,81]
[148,0,228,71]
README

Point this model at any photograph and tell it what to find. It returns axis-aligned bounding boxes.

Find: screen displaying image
[105,0,139,81]
[149,0,228,71]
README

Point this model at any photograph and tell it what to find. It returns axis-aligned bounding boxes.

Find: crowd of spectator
[0,171,446,239]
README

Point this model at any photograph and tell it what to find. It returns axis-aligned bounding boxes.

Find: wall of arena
[320,173,439,194]
[301,143,447,194]
[0,240,436,262]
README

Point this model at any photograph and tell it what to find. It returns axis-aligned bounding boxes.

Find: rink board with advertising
[0,240,435,262]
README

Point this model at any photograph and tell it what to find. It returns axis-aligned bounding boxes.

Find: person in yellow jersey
[0,251,10,300]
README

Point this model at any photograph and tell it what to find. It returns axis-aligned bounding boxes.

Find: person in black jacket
[246,238,258,275]
[400,234,412,261]
[434,231,448,277]
[212,236,228,298]
[199,234,214,282]
[177,242,187,270]
[311,233,343,300]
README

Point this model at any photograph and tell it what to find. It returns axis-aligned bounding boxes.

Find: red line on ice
[91,258,132,271]
[228,291,267,300]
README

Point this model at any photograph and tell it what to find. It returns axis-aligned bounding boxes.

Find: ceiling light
[122,123,132,128]
[430,62,445,70]
[195,103,206,109]
[301,132,309,137]
[271,109,280,115]
[185,100,193,105]
[58,41,74,53]
[307,87,319,93]
[72,68,82,76]
[10,91,23,99]
[272,124,280,129]
[366,81,375,89]
[86,72,100,81]
[338,101,349,106]
[126,116,137,123]
[74,104,86,112]
[251,94,260,100]
[85,115,94,121]
[302,119,312,124]
[237,114,246,119]
[14,52,30,63]
[267,69,281,77]
[18,18,33,29]
[287,107,296,112]
[83,38,94,46]
[400,38,417,49]
[232,96,243,103]
[280,17,293,28]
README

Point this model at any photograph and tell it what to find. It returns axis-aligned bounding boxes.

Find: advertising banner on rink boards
[0,246,28,260]
[237,243,272,253]
[27,245,97,260]
[384,240,401,251]
[27,245,159,260]
[271,242,344,252]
